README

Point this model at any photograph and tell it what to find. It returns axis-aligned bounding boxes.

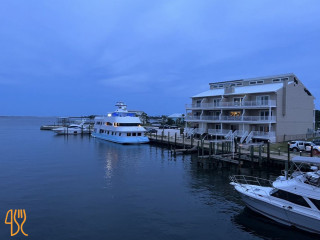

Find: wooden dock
[147,132,315,168]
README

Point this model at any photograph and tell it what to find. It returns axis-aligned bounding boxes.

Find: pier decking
[147,132,318,168]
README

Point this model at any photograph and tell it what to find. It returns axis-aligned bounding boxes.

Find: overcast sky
[0,0,319,116]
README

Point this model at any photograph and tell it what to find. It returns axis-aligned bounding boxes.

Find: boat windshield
[270,189,310,208]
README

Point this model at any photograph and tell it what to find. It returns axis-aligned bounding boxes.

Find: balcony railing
[208,129,230,135]
[186,100,276,109]
[252,131,275,138]
[185,115,276,122]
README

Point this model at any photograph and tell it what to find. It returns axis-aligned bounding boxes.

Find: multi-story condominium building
[185,74,315,143]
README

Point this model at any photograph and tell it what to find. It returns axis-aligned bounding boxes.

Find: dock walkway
[147,132,316,167]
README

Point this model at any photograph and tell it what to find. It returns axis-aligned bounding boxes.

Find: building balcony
[207,129,231,136]
[252,131,275,138]
[185,115,276,123]
[185,100,276,110]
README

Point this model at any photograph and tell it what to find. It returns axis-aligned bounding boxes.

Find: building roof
[209,73,295,85]
[192,83,283,98]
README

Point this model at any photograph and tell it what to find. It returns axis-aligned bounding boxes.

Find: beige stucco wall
[276,81,314,142]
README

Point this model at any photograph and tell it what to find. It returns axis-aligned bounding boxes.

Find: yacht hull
[91,132,149,144]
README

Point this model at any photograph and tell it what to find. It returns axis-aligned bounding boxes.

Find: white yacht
[52,121,90,135]
[91,102,149,144]
[230,156,320,234]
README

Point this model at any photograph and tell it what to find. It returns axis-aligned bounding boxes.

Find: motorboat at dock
[230,156,320,234]
[52,121,91,135]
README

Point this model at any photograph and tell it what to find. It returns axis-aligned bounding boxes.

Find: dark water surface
[0,117,317,240]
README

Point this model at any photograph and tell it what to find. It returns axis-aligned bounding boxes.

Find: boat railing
[230,175,273,187]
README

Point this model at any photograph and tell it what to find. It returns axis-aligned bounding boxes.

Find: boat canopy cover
[292,156,320,164]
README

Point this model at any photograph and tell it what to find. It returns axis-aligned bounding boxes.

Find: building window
[196,100,201,107]
[256,95,269,105]
[213,99,221,106]
[259,126,269,132]
[233,97,243,106]
[230,111,241,117]
[260,110,271,120]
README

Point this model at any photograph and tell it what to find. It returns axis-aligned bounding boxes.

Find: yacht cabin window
[270,189,310,208]
[309,198,320,210]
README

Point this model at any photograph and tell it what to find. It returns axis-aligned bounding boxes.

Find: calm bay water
[0,117,317,240]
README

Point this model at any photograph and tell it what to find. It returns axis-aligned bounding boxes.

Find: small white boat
[91,102,149,144]
[52,121,90,135]
[230,156,320,234]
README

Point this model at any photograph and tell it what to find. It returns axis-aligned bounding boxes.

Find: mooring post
[174,133,177,148]
[156,131,158,141]
[287,143,290,177]
[238,145,241,166]
[267,140,270,165]
[222,142,224,154]
[201,140,204,157]
[278,147,280,156]
[209,142,212,159]
[197,141,200,156]
[191,135,194,147]
[161,131,164,143]
[183,133,185,149]
[258,145,262,168]
[311,146,314,157]
[250,145,254,168]
[168,132,170,147]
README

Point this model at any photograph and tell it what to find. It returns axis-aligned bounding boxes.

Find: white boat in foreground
[91,102,149,144]
[230,156,320,234]
[52,121,90,135]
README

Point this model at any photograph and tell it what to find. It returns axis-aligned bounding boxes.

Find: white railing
[185,116,201,120]
[185,100,276,109]
[234,130,245,137]
[240,131,248,143]
[246,131,253,144]
[230,175,273,187]
[185,115,276,122]
[252,131,276,138]
[200,116,220,121]
[194,128,207,134]
[207,129,230,135]
[221,116,276,122]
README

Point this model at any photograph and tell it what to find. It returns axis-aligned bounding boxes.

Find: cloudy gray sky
[0,0,319,116]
